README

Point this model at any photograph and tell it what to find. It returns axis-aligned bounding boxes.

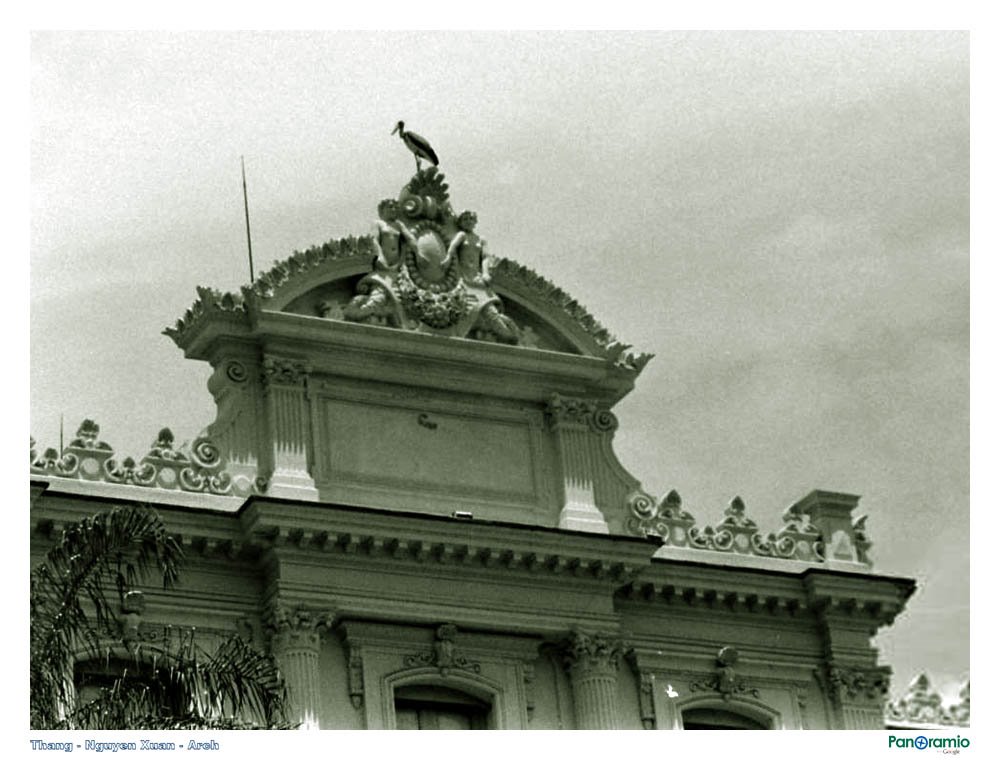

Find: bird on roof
[392,121,439,172]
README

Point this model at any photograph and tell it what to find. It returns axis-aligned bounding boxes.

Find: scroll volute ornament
[545,394,618,434]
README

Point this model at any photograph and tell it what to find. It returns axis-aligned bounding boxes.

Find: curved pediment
[165,168,651,372]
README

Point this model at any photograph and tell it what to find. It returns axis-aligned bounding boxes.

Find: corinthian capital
[560,631,626,676]
[260,356,312,388]
[266,601,336,650]
[825,663,892,705]
[545,394,618,434]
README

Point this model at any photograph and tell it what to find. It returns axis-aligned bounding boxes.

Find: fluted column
[268,606,336,730]
[561,632,626,729]
[261,356,319,500]
[545,394,615,533]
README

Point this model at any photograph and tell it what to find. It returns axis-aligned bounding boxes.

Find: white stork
[392,121,439,171]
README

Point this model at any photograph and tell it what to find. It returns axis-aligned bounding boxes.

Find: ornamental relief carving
[637,671,657,729]
[265,601,337,650]
[626,489,825,564]
[347,644,365,710]
[30,423,255,497]
[689,646,760,700]
[225,360,249,384]
[885,674,969,726]
[560,631,626,676]
[822,663,892,705]
[545,394,618,434]
[260,356,311,388]
[403,623,482,677]
[338,168,522,345]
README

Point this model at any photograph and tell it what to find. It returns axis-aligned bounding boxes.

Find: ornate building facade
[30,167,917,729]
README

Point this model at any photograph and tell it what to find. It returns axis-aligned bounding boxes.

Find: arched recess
[674,694,784,730]
[379,666,509,729]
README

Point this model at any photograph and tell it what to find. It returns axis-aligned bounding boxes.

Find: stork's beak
[391,124,400,135]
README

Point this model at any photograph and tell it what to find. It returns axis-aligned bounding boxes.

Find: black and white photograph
[24,27,972,748]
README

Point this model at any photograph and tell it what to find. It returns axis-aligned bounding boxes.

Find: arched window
[682,706,771,730]
[394,684,492,730]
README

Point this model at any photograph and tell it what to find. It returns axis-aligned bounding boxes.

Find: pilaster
[545,394,614,533]
[267,604,336,729]
[261,356,319,500]
[560,631,626,729]
[807,575,899,730]
[821,663,893,729]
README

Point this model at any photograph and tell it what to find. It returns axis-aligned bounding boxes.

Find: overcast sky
[29,31,969,701]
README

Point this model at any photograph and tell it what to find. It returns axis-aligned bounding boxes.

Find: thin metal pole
[241,156,255,283]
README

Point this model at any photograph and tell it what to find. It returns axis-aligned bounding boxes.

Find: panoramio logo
[888,735,970,750]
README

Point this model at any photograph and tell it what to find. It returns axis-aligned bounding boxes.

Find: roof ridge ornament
[30,422,264,498]
[626,489,827,563]
[163,167,652,370]
[885,674,970,727]
[338,167,524,343]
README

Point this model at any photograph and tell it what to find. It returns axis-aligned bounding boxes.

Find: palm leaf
[69,634,292,730]
[31,505,182,728]
[30,504,292,730]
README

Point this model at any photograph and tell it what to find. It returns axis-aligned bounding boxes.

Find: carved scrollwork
[260,356,311,388]
[30,422,265,499]
[147,428,185,461]
[637,671,656,729]
[690,646,760,700]
[69,419,112,451]
[627,491,657,520]
[103,456,157,487]
[721,496,755,529]
[347,645,365,709]
[266,601,336,653]
[590,409,618,433]
[403,623,481,677]
[189,436,222,469]
[628,490,829,565]
[626,489,697,540]
[560,631,626,677]
[31,438,79,477]
[225,360,249,384]
[825,663,892,705]
[545,394,618,434]
[338,168,525,343]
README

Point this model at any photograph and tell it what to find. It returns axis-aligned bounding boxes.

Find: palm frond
[30,505,182,728]
[31,504,292,730]
[67,634,291,730]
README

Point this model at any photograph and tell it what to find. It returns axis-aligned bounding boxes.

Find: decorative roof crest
[626,490,825,563]
[30,422,264,498]
[163,166,651,370]
[885,674,970,726]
